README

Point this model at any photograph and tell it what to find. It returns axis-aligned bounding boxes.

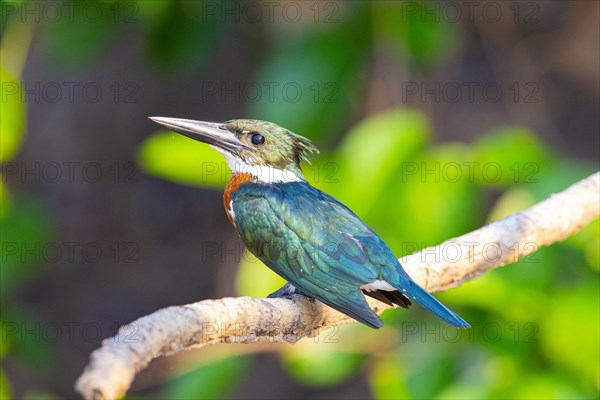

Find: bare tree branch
[76,172,599,400]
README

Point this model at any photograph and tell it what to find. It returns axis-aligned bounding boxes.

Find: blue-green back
[230,181,409,328]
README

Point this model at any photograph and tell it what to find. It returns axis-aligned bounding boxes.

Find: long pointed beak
[149,116,246,153]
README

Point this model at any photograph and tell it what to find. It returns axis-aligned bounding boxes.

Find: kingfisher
[149,117,469,329]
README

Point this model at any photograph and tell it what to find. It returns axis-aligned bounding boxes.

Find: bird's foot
[268,282,305,298]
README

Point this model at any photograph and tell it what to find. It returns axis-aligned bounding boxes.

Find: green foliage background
[1,1,598,399]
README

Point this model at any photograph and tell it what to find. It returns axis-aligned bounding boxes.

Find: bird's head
[150,117,319,182]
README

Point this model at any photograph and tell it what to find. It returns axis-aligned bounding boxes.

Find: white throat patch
[212,146,303,183]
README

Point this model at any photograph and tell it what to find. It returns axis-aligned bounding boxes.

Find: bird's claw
[268,282,305,298]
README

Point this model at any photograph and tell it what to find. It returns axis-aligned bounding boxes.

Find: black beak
[149,117,246,153]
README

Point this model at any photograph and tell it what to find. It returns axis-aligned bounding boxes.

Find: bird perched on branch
[150,117,469,329]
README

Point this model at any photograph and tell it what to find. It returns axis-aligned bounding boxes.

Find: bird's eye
[251,133,265,145]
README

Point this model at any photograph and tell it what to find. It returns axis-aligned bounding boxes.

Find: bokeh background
[1,1,599,399]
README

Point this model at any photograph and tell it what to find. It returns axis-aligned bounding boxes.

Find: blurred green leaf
[374,143,483,252]
[22,390,61,400]
[122,394,146,400]
[137,130,228,188]
[333,108,430,215]
[523,158,597,202]
[130,0,172,22]
[145,0,223,71]
[487,188,536,222]
[400,341,455,399]
[162,355,250,399]
[373,1,458,68]
[0,67,25,162]
[303,153,348,195]
[449,245,559,321]
[0,319,9,359]
[435,351,497,399]
[1,308,56,372]
[539,284,600,388]
[500,372,589,399]
[39,1,120,67]
[0,180,12,222]
[471,126,548,188]
[370,357,410,399]
[0,368,11,400]
[248,3,370,143]
[0,197,54,297]
[563,220,599,271]
[281,341,365,387]
[235,249,285,297]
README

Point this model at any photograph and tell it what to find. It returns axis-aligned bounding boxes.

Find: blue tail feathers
[402,281,470,328]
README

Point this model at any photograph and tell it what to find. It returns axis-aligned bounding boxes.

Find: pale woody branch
[75,172,599,400]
